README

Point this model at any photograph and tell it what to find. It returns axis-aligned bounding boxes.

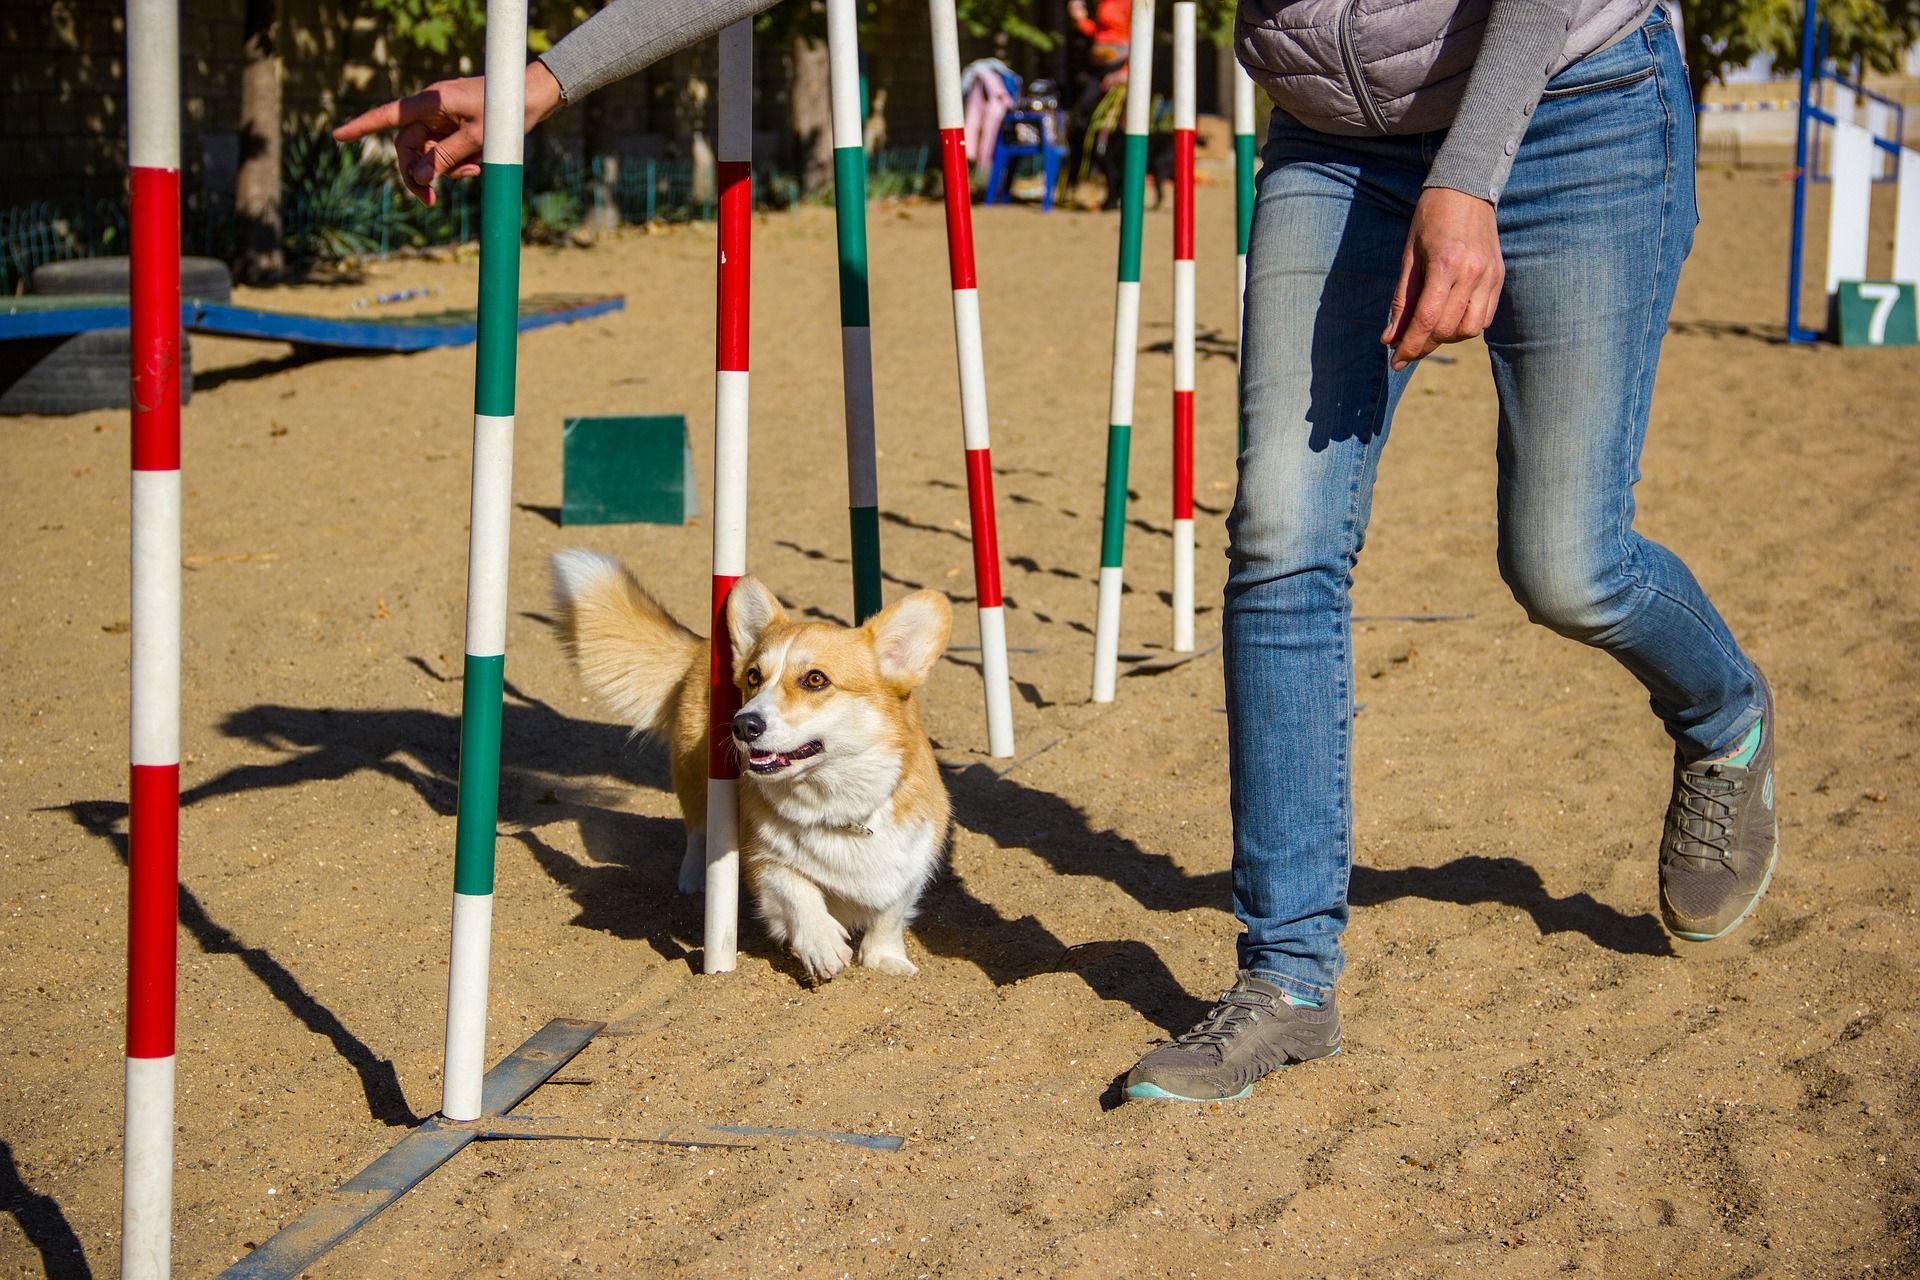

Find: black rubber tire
[0,328,193,416]
[30,255,232,303]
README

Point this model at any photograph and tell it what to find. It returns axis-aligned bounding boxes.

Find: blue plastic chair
[985,109,1068,212]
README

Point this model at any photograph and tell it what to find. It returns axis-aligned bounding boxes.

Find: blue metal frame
[1786,0,1909,344]
[1807,70,1907,186]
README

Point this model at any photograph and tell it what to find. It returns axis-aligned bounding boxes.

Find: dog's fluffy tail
[550,549,702,737]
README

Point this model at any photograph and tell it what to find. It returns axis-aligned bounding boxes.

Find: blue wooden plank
[0,295,623,350]
[0,302,131,339]
[186,301,476,350]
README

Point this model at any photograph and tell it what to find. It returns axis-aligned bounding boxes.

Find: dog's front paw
[677,833,707,896]
[790,924,854,983]
[858,943,918,977]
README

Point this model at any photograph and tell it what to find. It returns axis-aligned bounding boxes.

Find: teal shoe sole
[1122,1047,1341,1103]
[1123,1081,1255,1103]
[1671,825,1779,942]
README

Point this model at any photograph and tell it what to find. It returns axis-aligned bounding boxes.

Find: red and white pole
[929,0,1015,758]
[1170,0,1197,652]
[705,19,752,974]
[124,0,181,1274]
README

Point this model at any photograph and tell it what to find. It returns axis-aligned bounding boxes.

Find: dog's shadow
[49,660,1675,1102]
[49,669,1212,1036]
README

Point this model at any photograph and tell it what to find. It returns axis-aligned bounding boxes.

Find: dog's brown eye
[800,669,830,691]
[745,668,762,687]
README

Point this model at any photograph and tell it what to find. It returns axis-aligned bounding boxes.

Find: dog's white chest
[752,807,940,910]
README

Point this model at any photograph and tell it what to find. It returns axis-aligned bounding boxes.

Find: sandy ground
[3,145,1919,1278]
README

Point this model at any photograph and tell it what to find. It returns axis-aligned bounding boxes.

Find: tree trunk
[789,35,833,196]
[863,86,888,153]
[583,89,620,230]
[235,0,282,282]
[679,70,716,206]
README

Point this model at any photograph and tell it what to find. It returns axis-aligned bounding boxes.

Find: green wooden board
[1831,280,1919,347]
[561,415,697,526]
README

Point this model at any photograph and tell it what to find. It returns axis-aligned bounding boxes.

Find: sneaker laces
[1172,982,1280,1049]
[1669,761,1744,867]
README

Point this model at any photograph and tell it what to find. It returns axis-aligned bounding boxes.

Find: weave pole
[705,20,752,974]
[827,0,883,622]
[1090,0,1157,702]
[1233,60,1255,452]
[1170,0,1197,653]
[124,1,182,1273]
[441,0,527,1123]
[929,0,1015,758]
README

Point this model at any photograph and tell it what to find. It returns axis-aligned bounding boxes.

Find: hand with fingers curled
[1381,186,1506,372]
[332,62,565,205]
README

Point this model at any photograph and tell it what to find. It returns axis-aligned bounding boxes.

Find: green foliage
[753,0,1062,50]
[366,0,486,54]
[1682,0,1920,88]
[281,121,393,259]
[369,0,558,54]
[1193,0,1236,49]
[526,190,583,241]
[954,0,1056,50]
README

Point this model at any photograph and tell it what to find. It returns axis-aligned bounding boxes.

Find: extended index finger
[333,89,438,142]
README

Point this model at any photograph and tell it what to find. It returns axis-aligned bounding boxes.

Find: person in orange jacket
[1068,0,1131,75]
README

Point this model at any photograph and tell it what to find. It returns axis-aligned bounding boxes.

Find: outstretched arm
[333,62,561,204]
[334,0,784,203]
[539,0,784,104]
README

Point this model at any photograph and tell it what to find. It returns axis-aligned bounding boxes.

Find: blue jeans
[1227,9,1761,1002]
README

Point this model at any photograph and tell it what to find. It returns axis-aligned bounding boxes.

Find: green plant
[281,121,404,261]
[366,0,488,54]
[526,190,583,242]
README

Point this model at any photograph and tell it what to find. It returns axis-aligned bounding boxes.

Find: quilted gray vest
[1235,0,1651,135]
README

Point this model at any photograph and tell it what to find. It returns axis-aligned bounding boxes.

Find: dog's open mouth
[746,740,824,775]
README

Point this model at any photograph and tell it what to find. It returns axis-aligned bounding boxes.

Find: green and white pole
[827,0,883,622]
[1233,59,1255,453]
[1090,0,1156,703]
[442,0,525,1123]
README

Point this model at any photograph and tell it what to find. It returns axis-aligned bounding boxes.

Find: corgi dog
[550,550,952,981]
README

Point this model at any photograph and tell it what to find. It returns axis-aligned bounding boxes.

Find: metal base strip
[219,1018,602,1280]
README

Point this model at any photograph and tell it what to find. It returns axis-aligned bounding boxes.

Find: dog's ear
[865,590,952,692]
[726,577,788,670]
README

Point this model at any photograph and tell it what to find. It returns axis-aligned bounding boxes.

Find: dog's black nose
[732,710,766,742]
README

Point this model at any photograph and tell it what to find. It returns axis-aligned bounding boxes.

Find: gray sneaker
[1660,674,1778,941]
[1122,973,1341,1102]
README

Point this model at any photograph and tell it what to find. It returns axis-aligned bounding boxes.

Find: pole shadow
[45,675,667,1129]
[0,1140,89,1279]
[50,800,422,1128]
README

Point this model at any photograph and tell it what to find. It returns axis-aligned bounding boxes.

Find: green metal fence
[2,147,935,296]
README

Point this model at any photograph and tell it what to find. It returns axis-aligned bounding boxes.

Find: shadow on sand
[50,674,1672,1123]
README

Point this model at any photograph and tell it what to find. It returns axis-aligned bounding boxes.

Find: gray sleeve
[1423,0,1582,204]
[537,0,785,103]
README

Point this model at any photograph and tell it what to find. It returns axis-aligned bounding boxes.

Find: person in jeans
[337,0,1777,1105]
[1122,0,1777,1102]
